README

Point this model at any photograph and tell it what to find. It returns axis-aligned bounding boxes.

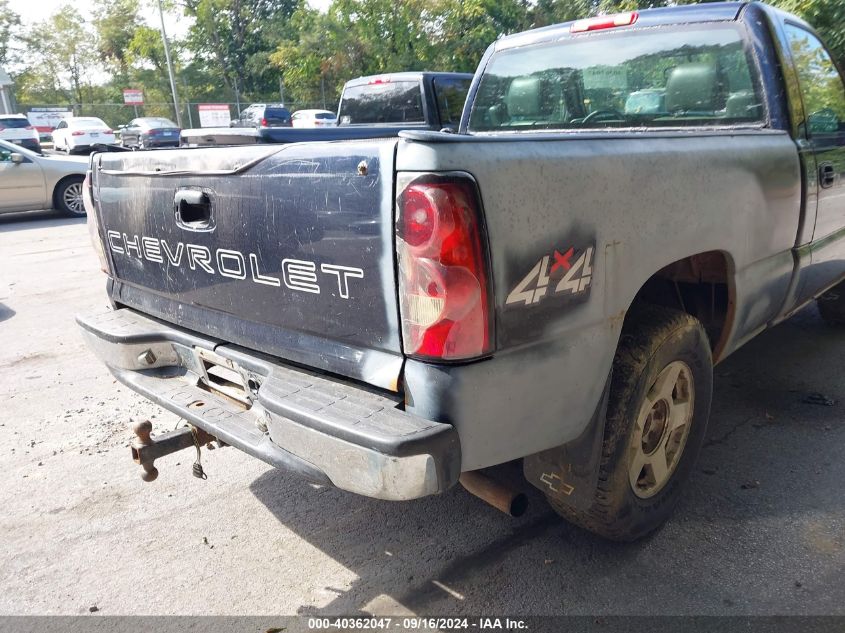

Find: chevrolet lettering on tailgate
[106,230,364,298]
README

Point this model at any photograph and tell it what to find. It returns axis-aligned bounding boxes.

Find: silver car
[0,138,88,216]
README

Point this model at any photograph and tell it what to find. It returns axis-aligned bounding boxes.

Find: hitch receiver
[131,420,214,482]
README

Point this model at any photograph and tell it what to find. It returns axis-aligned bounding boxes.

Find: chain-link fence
[18,101,333,130]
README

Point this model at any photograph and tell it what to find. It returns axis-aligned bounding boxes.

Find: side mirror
[808,108,839,136]
[10,153,24,165]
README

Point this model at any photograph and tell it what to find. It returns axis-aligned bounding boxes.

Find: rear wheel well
[629,251,734,363]
[52,174,85,210]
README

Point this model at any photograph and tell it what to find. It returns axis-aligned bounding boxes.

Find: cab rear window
[469,25,763,132]
[434,77,472,125]
[339,81,424,124]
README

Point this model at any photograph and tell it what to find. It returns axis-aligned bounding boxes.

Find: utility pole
[234,76,241,115]
[182,77,193,128]
[157,0,182,127]
[279,77,285,105]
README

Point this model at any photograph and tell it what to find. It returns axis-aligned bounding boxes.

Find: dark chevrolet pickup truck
[179,72,473,147]
[80,2,845,540]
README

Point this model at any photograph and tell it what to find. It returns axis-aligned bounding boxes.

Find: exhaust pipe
[459,470,528,517]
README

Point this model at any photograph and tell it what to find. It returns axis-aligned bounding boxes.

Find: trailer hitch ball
[131,420,159,482]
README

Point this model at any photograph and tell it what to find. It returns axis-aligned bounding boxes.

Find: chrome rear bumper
[77,308,461,500]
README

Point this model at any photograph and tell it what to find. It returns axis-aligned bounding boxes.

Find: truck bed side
[397,131,801,469]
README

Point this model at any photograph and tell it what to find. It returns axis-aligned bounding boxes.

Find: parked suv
[0,114,41,153]
[229,104,292,128]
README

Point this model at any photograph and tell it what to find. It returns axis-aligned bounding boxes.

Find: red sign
[123,89,144,105]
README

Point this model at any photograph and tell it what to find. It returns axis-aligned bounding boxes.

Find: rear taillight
[260,118,267,126]
[84,171,110,274]
[72,130,85,136]
[104,129,113,134]
[25,125,34,130]
[396,174,493,360]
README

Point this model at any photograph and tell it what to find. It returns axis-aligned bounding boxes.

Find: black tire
[54,176,86,217]
[817,281,845,325]
[548,305,713,541]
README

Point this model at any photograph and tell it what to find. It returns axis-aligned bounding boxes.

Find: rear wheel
[817,281,845,325]
[54,177,85,217]
[547,305,713,541]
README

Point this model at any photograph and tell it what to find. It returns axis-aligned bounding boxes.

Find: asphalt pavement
[0,210,843,617]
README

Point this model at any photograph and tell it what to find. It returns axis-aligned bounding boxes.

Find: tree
[93,0,143,77]
[18,6,98,107]
[772,0,845,69]
[0,0,20,66]
[181,0,300,98]
[330,0,437,74]
[433,0,533,72]
[125,24,185,119]
[269,7,351,105]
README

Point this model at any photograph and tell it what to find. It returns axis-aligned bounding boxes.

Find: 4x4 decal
[506,245,594,307]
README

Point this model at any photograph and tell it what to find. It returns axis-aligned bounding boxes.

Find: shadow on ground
[250,305,845,616]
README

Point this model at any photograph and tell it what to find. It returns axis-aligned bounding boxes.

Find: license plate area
[195,348,253,408]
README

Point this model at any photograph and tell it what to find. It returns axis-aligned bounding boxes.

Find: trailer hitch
[131,420,216,482]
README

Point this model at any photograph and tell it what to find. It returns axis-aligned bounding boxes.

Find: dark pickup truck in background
[179,72,473,147]
[81,2,845,541]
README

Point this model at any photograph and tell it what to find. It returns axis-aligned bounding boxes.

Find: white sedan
[291,109,337,128]
[52,117,116,154]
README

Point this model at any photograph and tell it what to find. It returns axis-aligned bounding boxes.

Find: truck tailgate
[92,141,403,391]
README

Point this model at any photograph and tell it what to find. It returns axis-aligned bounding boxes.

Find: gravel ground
[0,211,843,617]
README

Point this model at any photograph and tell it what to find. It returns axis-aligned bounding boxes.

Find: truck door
[784,24,845,288]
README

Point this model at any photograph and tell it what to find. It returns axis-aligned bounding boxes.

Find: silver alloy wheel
[63,182,84,215]
[628,360,695,499]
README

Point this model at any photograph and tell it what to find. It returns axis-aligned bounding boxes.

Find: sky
[9,0,330,38]
[11,0,190,38]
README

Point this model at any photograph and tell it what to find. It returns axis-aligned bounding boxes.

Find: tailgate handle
[174,188,214,230]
